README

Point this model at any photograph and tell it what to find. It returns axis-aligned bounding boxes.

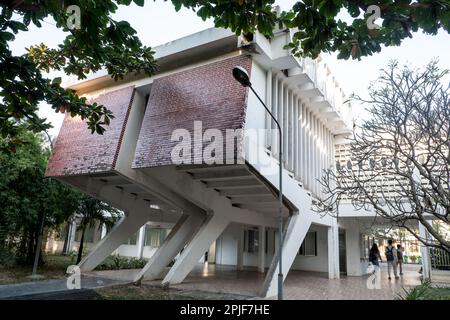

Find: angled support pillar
[78,211,150,272]
[136,225,146,259]
[162,213,230,286]
[260,212,312,298]
[133,213,205,283]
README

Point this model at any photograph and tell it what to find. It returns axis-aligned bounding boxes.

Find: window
[123,232,138,245]
[144,227,167,247]
[298,231,317,256]
[360,235,374,259]
[265,229,268,254]
[243,229,259,254]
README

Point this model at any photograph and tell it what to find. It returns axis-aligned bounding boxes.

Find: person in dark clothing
[369,243,382,267]
[385,239,399,279]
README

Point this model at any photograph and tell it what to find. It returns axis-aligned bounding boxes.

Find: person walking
[397,244,404,275]
[369,243,382,267]
[385,239,399,280]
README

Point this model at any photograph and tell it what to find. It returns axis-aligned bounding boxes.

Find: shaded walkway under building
[91,263,423,300]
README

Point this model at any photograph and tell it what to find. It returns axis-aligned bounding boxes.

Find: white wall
[114,244,139,257]
[215,222,329,273]
[114,244,159,259]
[339,219,364,276]
[291,224,328,273]
[245,61,268,149]
[215,223,239,266]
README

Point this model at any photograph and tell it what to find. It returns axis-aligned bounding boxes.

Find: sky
[9,0,450,138]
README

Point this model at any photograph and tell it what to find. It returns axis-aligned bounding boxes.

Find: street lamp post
[232,66,284,300]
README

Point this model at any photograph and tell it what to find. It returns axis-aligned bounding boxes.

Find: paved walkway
[0,275,129,299]
[142,263,423,300]
[283,264,422,300]
[0,263,424,300]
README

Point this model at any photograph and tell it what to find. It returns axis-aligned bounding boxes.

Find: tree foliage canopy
[1,1,448,145]
[0,127,81,263]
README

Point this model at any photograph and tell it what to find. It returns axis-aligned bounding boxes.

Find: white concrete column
[67,220,77,253]
[100,223,107,239]
[78,211,149,272]
[136,225,146,259]
[344,221,363,276]
[277,81,284,160]
[311,114,317,194]
[293,97,299,177]
[288,91,294,170]
[327,219,340,279]
[419,222,432,280]
[265,69,272,149]
[306,110,312,189]
[237,225,244,271]
[258,226,266,273]
[162,213,230,285]
[283,86,289,164]
[134,214,204,282]
[314,117,320,196]
[272,77,279,157]
[208,241,216,264]
[300,103,306,184]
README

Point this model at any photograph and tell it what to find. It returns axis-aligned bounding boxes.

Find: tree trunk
[25,229,36,265]
[61,222,71,255]
[31,212,46,275]
[76,226,86,264]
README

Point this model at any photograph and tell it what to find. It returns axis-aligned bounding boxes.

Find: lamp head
[232,66,251,87]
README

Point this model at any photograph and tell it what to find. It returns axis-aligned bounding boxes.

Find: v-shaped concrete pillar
[133,213,205,283]
[259,212,312,297]
[161,213,230,285]
[78,211,150,272]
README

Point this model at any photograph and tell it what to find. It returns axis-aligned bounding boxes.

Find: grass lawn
[426,287,450,300]
[399,282,450,300]
[0,254,74,285]
[95,285,195,300]
[95,284,249,300]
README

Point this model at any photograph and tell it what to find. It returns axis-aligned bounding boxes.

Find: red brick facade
[46,55,253,177]
[132,55,252,168]
[46,86,135,177]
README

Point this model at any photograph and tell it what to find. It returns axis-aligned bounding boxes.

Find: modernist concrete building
[46,27,434,297]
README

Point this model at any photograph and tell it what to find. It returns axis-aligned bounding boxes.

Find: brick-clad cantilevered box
[46,86,135,177]
[132,55,252,168]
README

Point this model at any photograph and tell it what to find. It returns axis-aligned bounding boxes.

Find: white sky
[9,0,450,138]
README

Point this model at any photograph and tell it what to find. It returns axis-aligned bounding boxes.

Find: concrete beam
[230,195,277,204]
[219,187,271,196]
[190,169,252,181]
[205,179,262,189]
